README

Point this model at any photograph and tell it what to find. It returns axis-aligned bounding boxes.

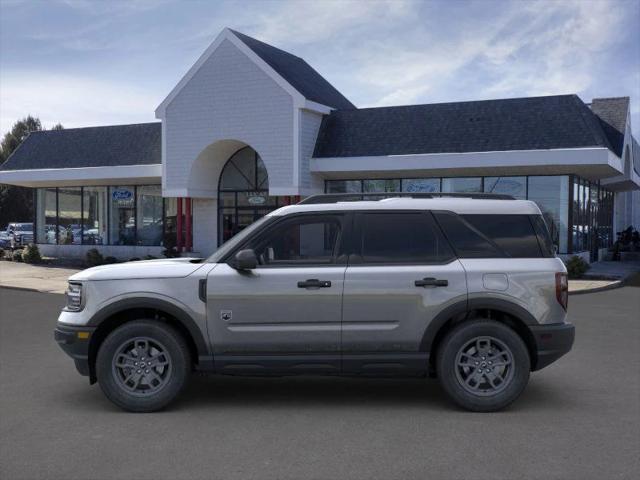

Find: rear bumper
[54,324,96,377]
[530,322,575,371]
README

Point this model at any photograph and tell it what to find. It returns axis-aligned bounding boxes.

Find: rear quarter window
[462,214,543,258]
[434,212,546,258]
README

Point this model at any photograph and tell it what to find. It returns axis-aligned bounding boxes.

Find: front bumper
[54,324,96,377]
[530,322,575,371]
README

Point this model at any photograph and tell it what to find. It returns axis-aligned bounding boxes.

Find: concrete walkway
[582,260,640,280]
[0,262,81,294]
[1,260,639,296]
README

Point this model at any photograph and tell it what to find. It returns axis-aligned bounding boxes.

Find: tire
[96,320,191,412]
[436,319,530,412]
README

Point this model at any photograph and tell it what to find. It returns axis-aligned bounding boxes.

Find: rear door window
[356,212,454,264]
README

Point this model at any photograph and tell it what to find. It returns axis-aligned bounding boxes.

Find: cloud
[249,0,412,45]
[0,0,637,138]
[0,72,157,132]
[346,0,628,107]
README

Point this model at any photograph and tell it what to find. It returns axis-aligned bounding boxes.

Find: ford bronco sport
[54,193,574,412]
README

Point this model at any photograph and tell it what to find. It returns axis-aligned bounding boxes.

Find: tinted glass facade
[35,186,171,247]
[218,146,281,245]
[326,175,614,257]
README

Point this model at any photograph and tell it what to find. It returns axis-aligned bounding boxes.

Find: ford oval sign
[247,195,266,205]
[112,189,133,200]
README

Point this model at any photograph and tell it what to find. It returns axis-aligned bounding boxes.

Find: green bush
[129,257,141,262]
[565,255,590,279]
[85,248,104,267]
[21,244,42,264]
[143,255,157,260]
[103,256,118,264]
[11,250,24,262]
[0,249,5,260]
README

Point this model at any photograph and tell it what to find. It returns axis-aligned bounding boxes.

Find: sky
[1,0,639,138]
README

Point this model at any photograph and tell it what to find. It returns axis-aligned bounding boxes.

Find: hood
[69,257,206,282]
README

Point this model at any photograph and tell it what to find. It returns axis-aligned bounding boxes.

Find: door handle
[297,279,332,288]
[415,277,448,287]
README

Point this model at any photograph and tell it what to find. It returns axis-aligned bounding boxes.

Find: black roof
[314,94,616,158]
[230,29,355,111]
[0,122,161,171]
[590,97,629,157]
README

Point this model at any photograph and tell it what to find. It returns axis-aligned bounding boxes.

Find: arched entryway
[217,146,282,244]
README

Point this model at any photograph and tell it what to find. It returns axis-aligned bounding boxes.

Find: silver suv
[54,193,574,412]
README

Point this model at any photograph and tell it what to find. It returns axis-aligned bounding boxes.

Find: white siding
[192,198,217,256]
[163,39,294,196]
[299,109,325,194]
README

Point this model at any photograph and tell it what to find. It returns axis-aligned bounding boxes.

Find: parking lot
[1,284,639,480]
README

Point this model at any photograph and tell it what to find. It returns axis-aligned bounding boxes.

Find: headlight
[65,282,83,311]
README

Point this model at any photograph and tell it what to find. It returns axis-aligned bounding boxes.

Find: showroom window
[402,178,441,193]
[524,176,570,254]
[82,187,107,245]
[326,174,613,255]
[35,188,57,244]
[137,185,163,246]
[35,185,169,247]
[442,177,482,193]
[217,146,280,245]
[109,186,136,245]
[484,176,526,199]
[57,188,82,245]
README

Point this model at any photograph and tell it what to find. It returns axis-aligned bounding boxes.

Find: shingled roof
[313,94,616,158]
[590,97,629,157]
[0,122,161,171]
[230,29,355,111]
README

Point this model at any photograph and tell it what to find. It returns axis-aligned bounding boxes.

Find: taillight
[556,272,568,311]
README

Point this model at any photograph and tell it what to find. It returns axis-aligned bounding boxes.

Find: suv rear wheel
[436,319,530,412]
[96,320,190,412]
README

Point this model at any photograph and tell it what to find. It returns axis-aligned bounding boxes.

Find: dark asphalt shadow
[56,370,573,415]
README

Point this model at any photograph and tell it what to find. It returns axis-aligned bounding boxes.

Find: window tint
[462,215,543,258]
[434,212,503,258]
[358,212,454,264]
[531,215,555,257]
[251,216,341,265]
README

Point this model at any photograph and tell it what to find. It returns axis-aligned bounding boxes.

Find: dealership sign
[112,188,134,207]
[246,193,267,205]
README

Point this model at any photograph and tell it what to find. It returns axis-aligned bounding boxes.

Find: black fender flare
[87,297,209,358]
[420,297,538,353]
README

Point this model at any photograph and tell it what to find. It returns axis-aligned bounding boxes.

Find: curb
[569,280,623,296]
[0,285,64,294]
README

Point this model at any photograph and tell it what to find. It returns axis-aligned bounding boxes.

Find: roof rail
[298,192,515,205]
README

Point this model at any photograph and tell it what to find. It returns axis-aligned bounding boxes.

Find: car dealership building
[1,28,638,261]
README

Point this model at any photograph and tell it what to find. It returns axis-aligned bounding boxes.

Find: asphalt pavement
[0,285,639,480]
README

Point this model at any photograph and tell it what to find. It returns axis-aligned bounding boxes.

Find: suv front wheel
[436,319,530,412]
[96,320,190,412]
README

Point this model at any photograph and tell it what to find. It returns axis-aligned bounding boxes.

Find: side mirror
[233,249,258,270]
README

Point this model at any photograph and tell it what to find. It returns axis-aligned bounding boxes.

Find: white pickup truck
[0,222,34,249]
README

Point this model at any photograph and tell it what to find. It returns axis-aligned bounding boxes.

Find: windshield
[207,216,272,263]
[13,224,32,231]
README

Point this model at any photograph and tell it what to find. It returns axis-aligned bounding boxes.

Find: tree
[0,116,63,228]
